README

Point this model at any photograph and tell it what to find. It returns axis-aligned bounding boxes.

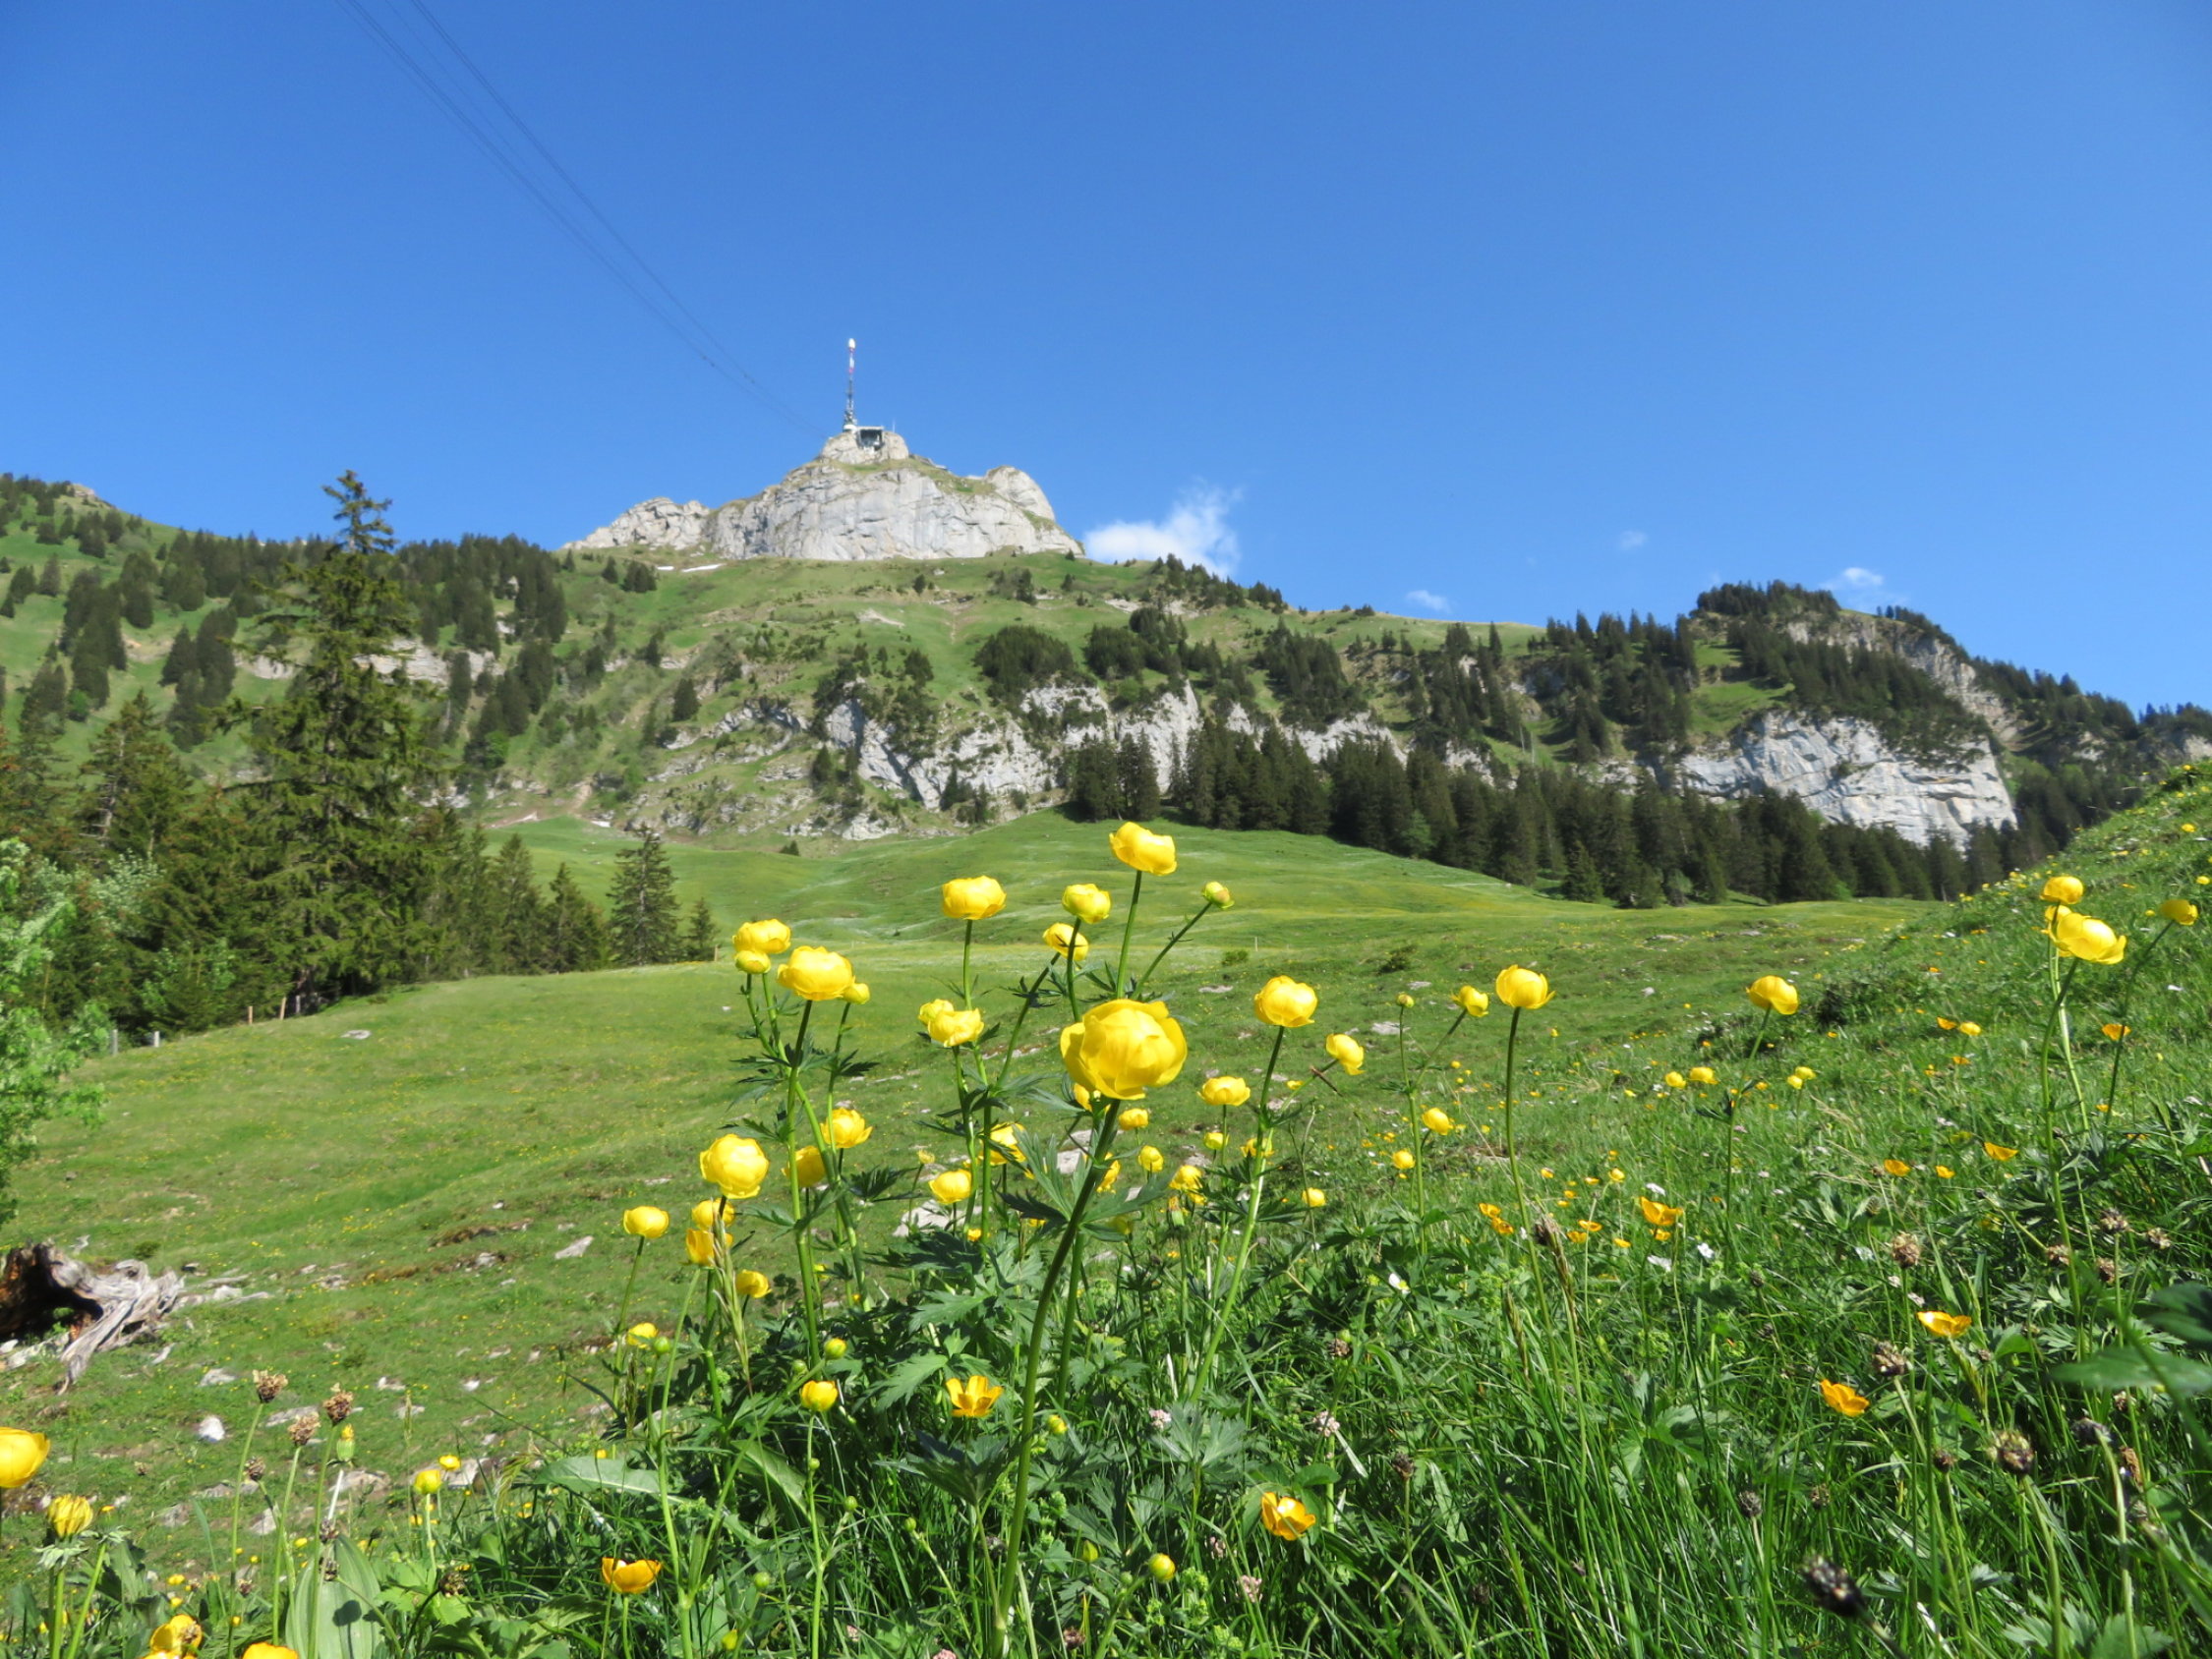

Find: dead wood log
[0,1244,188,1384]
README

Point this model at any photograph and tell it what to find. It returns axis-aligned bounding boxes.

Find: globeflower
[1882,1159,1911,1176]
[735,919,791,957]
[1324,1033,1365,1074]
[2041,875,2085,905]
[1421,1107,1459,1134]
[945,1374,1004,1418]
[146,1617,204,1655]
[1454,985,1489,1017]
[0,1428,51,1489]
[941,876,1007,921]
[1253,976,1318,1028]
[1392,1148,1416,1171]
[1494,965,1552,1010]
[1117,1106,1150,1130]
[842,981,871,1004]
[1199,1075,1251,1108]
[240,1646,298,1659]
[621,1206,669,1239]
[1746,975,1799,1015]
[1687,1066,1717,1085]
[2161,898,2199,927]
[926,1005,986,1048]
[799,1380,840,1412]
[1203,880,1234,909]
[1062,883,1112,924]
[928,1168,972,1205]
[700,1135,770,1199]
[2049,908,2125,964]
[778,946,856,1001]
[412,1467,443,1496]
[1819,1380,1870,1418]
[684,1229,718,1266]
[735,949,771,976]
[1983,1141,2018,1161]
[1147,1553,1177,1582]
[1301,1188,1327,1209]
[1109,821,1178,876]
[601,1558,663,1594]
[733,1269,772,1299]
[1258,1491,1318,1539]
[1136,1145,1165,1173]
[1169,1164,1204,1194]
[828,1108,872,1149]
[46,1494,92,1537]
[791,1145,827,1186]
[1663,1071,1686,1090]
[1043,922,1089,962]
[1061,999,1188,1099]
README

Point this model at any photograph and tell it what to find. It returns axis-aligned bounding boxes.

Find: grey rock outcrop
[563,431,1081,563]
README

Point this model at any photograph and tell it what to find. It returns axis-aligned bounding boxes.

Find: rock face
[564,429,1082,563]
[1660,713,2013,846]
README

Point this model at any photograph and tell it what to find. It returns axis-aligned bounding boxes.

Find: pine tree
[680,895,717,961]
[78,694,196,862]
[543,863,610,972]
[607,828,681,966]
[487,834,545,972]
[669,675,700,723]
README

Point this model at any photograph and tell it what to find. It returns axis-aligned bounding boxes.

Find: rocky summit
[562,426,1082,562]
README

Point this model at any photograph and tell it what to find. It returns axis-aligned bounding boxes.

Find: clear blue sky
[8,3,2212,708]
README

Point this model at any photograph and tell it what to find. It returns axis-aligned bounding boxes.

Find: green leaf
[2055,1345,2212,1396]
[540,1453,668,1498]
[282,1540,386,1659]
[2139,1284,2212,1349]
[729,1442,807,1509]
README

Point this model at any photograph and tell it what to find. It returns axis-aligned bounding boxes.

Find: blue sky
[7,3,2212,708]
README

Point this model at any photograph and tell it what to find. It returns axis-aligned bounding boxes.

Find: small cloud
[1086,485,1241,575]
[1617,530,1648,551]
[1405,589,1452,613]
[1826,566,1886,595]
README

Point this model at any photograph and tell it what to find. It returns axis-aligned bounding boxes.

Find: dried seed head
[2071,1416,2112,1448]
[320,1522,340,1544]
[2114,1392,2134,1416]
[1308,1410,1340,1438]
[1799,1557,1866,1620]
[1933,1448,1959,1472]
[1889,1232,1922,1269]
[1992,1430,2036,1476]
[244,1457,267,1482]
[1871,1342,1909,1379]
[437,1566,469,1596]
[253,1371,288,1403]
[322,1390,355,1425]
[1748,1269,1768,1288]
[1325,1338,1352,1360]
[1206,1534,1227,1560]
[2096,1257,2119,1285]
[1531,1216,1562,1246]
[2098,1208,2129,1234]
[322,1557,340,1583]
[288,1418,316,1448]
[2045,1242,2071,1267]
[1760,1323,1776,1342]
[2146,1228,2174,1251]
[1389,1451,1416,1482]
[2121,1447,2144,1487]
[1806,1484,1832,1511]
[1735,1488,1764,1519]
[1469,1581,1494,1607]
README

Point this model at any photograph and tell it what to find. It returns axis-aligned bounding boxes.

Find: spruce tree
[487,834,545,972]
[607,828,680,966]
[680,894,717,961]
[543,863,610,972]
[79,694,195,862]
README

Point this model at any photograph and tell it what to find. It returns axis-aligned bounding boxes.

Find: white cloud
[1826,566,1886,595]
[1406,589,1452,613]
[1617,530,1648,551]
[1086,485,1241,575]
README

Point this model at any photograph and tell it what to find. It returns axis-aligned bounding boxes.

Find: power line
[329,0,817,434]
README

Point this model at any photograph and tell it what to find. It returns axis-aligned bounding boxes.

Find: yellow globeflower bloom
[1258,1491,1318,1539]
[733,1269,772,1299]
[625,1322,659,1348]
[1687,1065,1717,1085]
[1062,883,1113,924]
[1061,999,1189,1099]
[1136,1145,1166,1173]
[1662,1071,1687,1090]
[240,1645,299,1659]
[1420,1107,1459,1134]
[147,1617,204,1655]
[791,1145,828,1187]
[1917,1311,1972,1340]
[1043,922,1090,963]
[1324,1033,1366,1075]
[1958,1022,1982,1037]
[1253,976,1319,1028]
[941,876,1007,921]
[1301,1187,1327,1209]
[1819,1380,1870,1418]
[601,1557,663,1594]
[2049,908,2125,964]
[988,1121,1026,1164]
[1203,880,1234,909]
[1494,965,1553,1010]
[683,1228,719,1266]
[735,919,792,957]
[778,946,856,1001]
[735,949,772,976]
[1202,1129,1228,1151]
[1199,1075,1251,1108]
[798,1380,840,1413]
[1450,986,1490,1020]
[47,1494,93,1537]
[945,1374,1005,1418]
[1636,1195,1683,1228]
[1109,821,1178,875]
[1117,1106,1150,1131]
[929,1168,973,1205]
[412,1467,443,1496]
[917,997,955,1027]
[621,1206,670,1239]
[690,1197,725,1230]
[1983,1141,2019,1161]
[1392,1148,1416,1171]
[1169,1163,1204,1194]
[828,1108,872,1149]
[927,1005,986,1048]
[1745,975,1799,1015]
[842,981,871,1005]
[0,1428,52,1489]
[700,1135,770,1200]
[2164,898,2202,927]
[2040,875,2085,905]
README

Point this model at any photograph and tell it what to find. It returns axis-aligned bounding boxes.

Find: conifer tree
[79,694,195,862]
[543,862,610,972]
[680,894,717,961]
[607,828,680,966]
[487,834,545,972]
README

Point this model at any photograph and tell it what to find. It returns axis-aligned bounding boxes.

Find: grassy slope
[3,813,1917,1541]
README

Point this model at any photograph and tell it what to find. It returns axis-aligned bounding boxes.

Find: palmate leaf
[2139,1283,2212,1349]
[2057,1344,2212,1396]
[895,1430,1012,1507]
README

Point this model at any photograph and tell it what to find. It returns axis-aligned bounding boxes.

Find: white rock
[195,1415,226,1442]
[553,1235,593,1260]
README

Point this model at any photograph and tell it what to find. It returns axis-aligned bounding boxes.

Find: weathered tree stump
[0,1243,187,1384]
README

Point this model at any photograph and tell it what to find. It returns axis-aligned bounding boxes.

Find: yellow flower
[690,1197,726,1230]
[734,919,791,957]
[621,1206,669,1240]
[1062,883,1113,923]
[1258,1491,1318,1539]
[1136,1145,1165,1173]
[1392,1149,1416,1171]
[1324,1033,1366,1074]
[1043,922,1090,962]
[828,1108,872,1149]
[842,981,871,1004]
[733,1269,772,1299]
[240,1646,298,1659]
[1494,965,1552,1010]
[684,1228,719,1265]
[1958,1021,1982,1037]
[1202,1129,1228,1151]
[1199,1075,1251,1108]
[1688,1065,1716,1085]
[2048,907,2125,964]
[1203,880,1234,909]
[1882,1159,1912,1176]
[1636,1196,1683,1228]
[1917,1310,1971,1340]
[2101,1023,2130,1042]
[0,1428,50,1489]
[1983,1142,2018,1161]
[929,1168,973,1205]
[945,1374,1004,1418]
[1253,976,1319,1028]
[2160,896,2199,926]
[1746,975,1799,1015]
[1169,1163,1204,1194]
[625,1322,659,1347]
[412,1467,442,1496]
[778,946,856,1001]
[917,997,955,1026]
[1301,1187,1327,1209]
[735,949,771,975]
[929,1005,986,1048]
[47,1494,92,1537]
[1047,1413,1069,1435]
[1117,1106,1150,1130]
[1421,1107,1459,1134]
[700,1135,770,1200]
[1109,821,1178,875]
[1453,985,1490,1017]
[1791,1066,1816,1081]
[600,1556,663,1594]
[1819,1379,1870,1418]
[941,876,1007,921]
[1146,1553,1177,1582]
[988,1122,1026,1164]
[799,1380,840,1413]
[791,1145,828,1186]
[1785,1075,1804,1089]
[147,1617,204,1655]
[2041,875,2085,905]
[1935,1166,1954,1178]
[1060,999,1189,1099]
[1662,1071,1687,1089]
[824,1337,849,1359]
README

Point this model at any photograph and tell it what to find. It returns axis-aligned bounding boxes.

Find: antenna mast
[844,337,857,431]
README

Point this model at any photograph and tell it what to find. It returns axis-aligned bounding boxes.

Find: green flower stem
[2104,919,2176,1122]
[1114,871,1144,993]
[611,1235,647,1343]
[1501,1005,1531,1229]
[1135,899,1215,997]
[784,1001,825,1359]
[960,918,975,1005]
[1190,1023,1288,1398]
